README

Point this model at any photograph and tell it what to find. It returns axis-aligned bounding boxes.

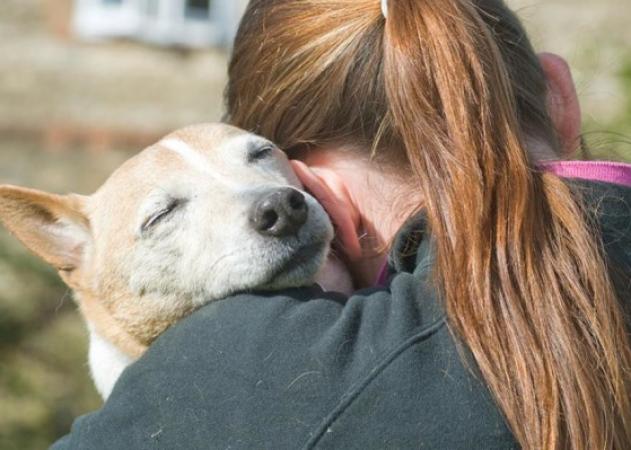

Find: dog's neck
[76,290,148,359]
[76,288,198,399]
[73,290,147,399]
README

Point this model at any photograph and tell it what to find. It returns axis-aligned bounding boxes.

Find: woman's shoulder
[576,180,631,310]
[547,161,631,249]
[545,160,631,274]
[576,179,631,265]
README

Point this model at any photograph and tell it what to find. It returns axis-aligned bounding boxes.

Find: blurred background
[0,0,629,448]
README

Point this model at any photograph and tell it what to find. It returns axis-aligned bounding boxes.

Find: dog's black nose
[250,188,308,237]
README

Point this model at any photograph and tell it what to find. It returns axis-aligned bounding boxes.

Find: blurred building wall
[73,0,249,47]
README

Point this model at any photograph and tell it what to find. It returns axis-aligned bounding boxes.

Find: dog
[0,123,352,399]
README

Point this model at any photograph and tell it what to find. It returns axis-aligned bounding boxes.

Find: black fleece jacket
[51,180,631,450]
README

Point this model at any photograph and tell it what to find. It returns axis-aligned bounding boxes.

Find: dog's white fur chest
[87,323,134,399]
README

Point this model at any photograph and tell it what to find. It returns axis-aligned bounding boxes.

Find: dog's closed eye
[141,199,184,233]
[247,145,274,163]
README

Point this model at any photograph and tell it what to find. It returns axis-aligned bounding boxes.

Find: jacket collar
[384,179,631,283]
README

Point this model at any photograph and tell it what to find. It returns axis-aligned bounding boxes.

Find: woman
[53,0,631,449]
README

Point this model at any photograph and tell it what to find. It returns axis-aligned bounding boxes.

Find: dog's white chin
[257,241,330,291]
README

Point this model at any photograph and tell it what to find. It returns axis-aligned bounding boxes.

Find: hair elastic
[381,0,388,18]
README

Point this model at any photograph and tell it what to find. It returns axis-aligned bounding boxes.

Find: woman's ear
[538,52,582,156]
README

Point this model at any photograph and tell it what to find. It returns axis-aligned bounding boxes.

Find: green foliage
[619,55,631,137]
[0,233,101,450]
[0,133,129,448]
[584,52,631,162]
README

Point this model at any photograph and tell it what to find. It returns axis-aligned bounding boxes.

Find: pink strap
[375,260,390,287]
[540,160,631,188]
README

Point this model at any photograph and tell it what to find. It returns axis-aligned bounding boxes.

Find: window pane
[145,0,158,16]
[185,0,211,20]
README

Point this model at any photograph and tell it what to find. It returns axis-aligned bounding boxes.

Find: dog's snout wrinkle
[250,188,308,237]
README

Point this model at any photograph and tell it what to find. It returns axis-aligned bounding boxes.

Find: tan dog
[0,123,350,399]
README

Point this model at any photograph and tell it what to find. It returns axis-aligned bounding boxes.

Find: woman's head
[226,1,631,448]
[227,0,568,162]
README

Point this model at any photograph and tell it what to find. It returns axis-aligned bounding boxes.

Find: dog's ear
[0,185,91,273]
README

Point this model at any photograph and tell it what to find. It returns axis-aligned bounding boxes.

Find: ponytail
[383,1,631,448]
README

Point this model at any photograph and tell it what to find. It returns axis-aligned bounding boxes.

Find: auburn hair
[225,1,631,448]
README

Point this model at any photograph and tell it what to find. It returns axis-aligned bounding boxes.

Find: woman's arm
[50,238,516,450]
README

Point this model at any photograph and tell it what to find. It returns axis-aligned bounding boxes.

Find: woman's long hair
[226,1,631,448]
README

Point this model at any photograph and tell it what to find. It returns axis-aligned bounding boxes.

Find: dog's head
[0,124,333,356]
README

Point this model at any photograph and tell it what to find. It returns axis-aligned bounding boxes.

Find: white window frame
[73,0,248,47]
[73,0,145,40]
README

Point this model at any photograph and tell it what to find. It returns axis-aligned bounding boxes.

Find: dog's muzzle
[249,188,308,237]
